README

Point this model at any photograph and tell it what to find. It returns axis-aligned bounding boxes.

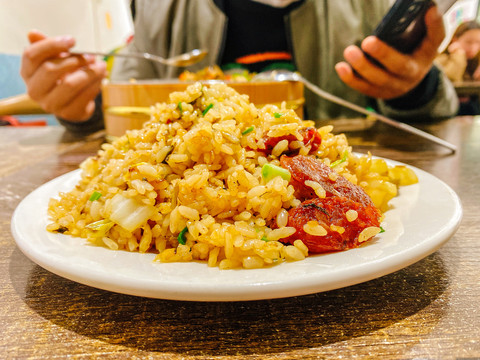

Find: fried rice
[47,82,417,269]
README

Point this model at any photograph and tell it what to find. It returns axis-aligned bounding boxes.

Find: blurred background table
[454,80,480,99]
[1,116,479,359]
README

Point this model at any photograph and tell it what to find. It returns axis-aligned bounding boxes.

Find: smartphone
[374,0,458,54]
[374,0,433,54]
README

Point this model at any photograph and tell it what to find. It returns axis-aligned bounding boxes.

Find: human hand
[447,41,465,55]
[20,30,107,121]
[335,5,444,100]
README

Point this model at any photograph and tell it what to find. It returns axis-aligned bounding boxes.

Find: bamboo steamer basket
[102,80,304,137]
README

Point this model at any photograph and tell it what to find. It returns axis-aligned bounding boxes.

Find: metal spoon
[72,48,208,67]
[253,70,457,153]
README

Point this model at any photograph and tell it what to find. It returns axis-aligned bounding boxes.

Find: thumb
[27,29,47,44]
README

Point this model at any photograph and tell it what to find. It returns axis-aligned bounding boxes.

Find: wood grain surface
[1,117,479,359]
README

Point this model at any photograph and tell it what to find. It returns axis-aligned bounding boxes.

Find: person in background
[20,0,459,134]
[435,20,480,115]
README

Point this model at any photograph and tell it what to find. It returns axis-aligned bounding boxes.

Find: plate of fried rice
[11,83,462,301]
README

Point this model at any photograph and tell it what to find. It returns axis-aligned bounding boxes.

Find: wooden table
[1,117,479,359]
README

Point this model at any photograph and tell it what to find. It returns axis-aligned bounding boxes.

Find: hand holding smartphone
[374,0,457,54]
[337,0,458,99]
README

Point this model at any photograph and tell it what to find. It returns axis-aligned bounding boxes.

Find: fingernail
[345,46,362,62]
[335,63,351,78]
[83,54,96,62]
[335,63,345,76]
[98,61,107,70]
[56,36,75,47]
[363,36,380,52]
[90,60,107,73]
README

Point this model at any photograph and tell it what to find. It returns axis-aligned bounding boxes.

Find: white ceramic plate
[11,160,462,301]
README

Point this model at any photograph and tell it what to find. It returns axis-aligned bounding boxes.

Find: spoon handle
[71,51,170,65]
[298,76,457,153]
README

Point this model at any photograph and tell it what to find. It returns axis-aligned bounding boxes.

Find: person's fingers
[340,45,407,97]
[335,61,358,88]
[417,5,445,62]
[334,61,380,97]
[26,55,96,100]
[360,37,420,80]
[55,78,104,121]
[335,60,406,99]
[341,45,368,73]
[20,35,76,79]
[27,29,47,43]
[39,61,106,119]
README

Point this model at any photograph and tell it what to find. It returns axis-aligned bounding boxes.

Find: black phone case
[374,0,433,54]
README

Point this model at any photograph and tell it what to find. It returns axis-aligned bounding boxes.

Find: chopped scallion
[177,102,183,112]
[274,112,283,118]
[89,191,102,201]
[178,226,188,245]
[262,163,291,182]
[242,126,255,135]
[330,152,348,168]
[202,103,214,116]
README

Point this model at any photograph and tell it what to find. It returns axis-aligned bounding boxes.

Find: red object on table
[0,115,47,127]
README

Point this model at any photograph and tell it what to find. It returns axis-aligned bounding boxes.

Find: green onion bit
[178,226,188,245]
[262,163,291,182]
[242,126,255,135]
[89,191,102,201]
[330,152,348,168]
[202,103,214,116]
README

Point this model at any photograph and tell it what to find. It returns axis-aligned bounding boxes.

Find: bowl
[102,79,304,137]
